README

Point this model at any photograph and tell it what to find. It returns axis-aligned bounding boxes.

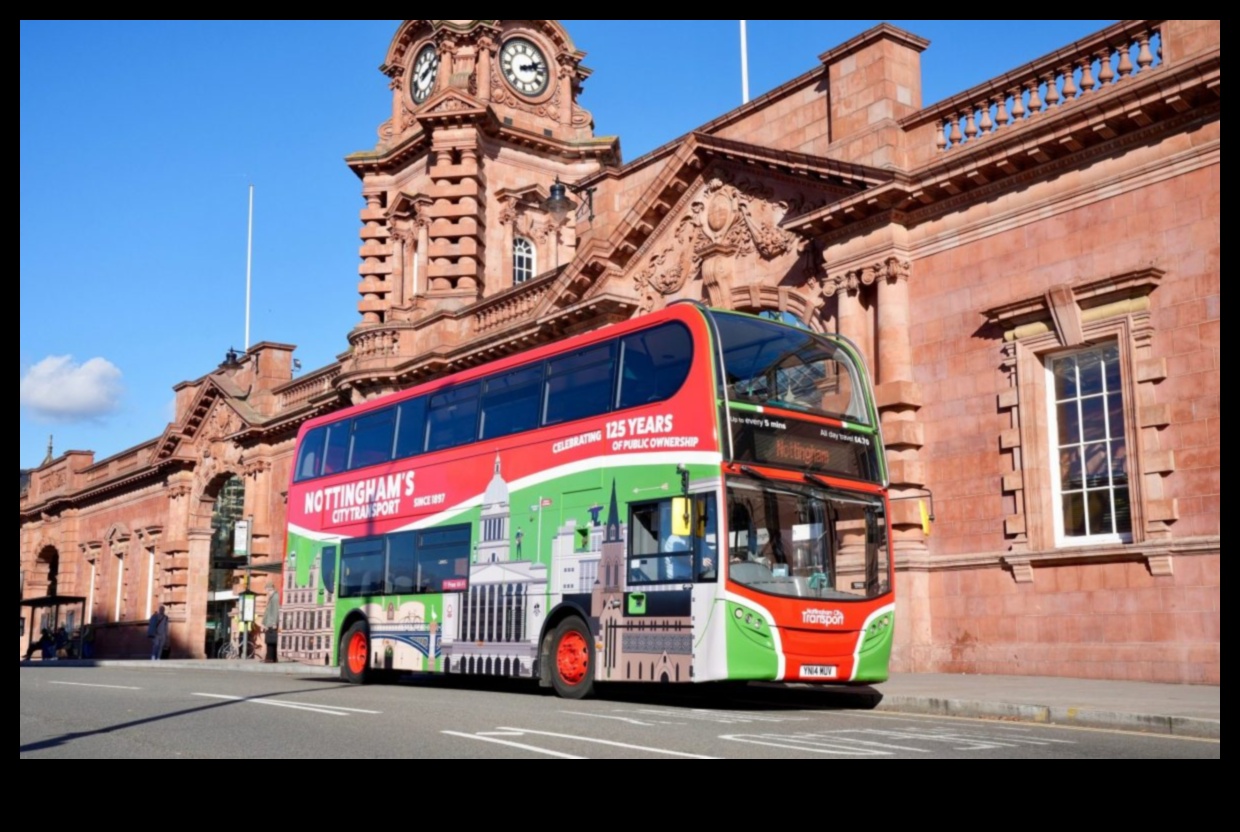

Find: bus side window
[480,366,543,440]
[426,383,481,451]
[393,397,427,459]
[294,426,328,481]
[322,421,351,476]
[616,339,657,408]
[544,343,616,426]
[349,406,397,470]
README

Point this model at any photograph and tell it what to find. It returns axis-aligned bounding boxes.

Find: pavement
[20,658,1219,740]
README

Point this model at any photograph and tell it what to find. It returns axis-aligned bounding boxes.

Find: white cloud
[20,355,123,422]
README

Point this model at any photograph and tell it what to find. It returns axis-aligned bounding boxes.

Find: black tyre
[340,621,372,685]
[549,617,596,700]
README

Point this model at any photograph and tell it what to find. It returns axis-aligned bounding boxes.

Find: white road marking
[48,681,142,690]
[442,731,585,758]
[616,708,805,725]
[495,726,718,758]
[721,733,907,756]
[192,693,381,716]
[723,723,1081,755]
[563,711,660,727]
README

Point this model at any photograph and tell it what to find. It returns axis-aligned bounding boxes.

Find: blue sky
[20,19,1116,469]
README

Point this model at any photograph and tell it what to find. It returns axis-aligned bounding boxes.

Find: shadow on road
[388,672,884,712]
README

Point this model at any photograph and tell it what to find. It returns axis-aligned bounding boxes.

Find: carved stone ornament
[207,404,242,442]
[632,170,803,312]
[816,256,912,297]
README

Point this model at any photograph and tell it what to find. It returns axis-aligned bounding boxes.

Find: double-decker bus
[282,301,892,698]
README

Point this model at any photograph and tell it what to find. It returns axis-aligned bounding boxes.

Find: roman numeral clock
[499,36,549,96]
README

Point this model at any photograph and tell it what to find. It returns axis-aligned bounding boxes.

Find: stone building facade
[19,20,1219,684]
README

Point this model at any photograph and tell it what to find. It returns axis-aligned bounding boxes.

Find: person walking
[262,584,281,663]
[80,622,96,659]
[147,605,170,660]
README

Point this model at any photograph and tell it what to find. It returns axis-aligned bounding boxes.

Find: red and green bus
[282,301,892,698]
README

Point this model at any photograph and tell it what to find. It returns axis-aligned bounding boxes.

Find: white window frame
[86,560,96,624]
[145,546,156,620]
[1044,343,1132,546]
[113,553,125,623]
[513,236,536,284]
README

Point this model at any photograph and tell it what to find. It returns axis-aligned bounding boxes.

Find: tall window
[113,552,125,622]
[145,546,157,620]
[1047,344,1131,543]
[513,237,535,284]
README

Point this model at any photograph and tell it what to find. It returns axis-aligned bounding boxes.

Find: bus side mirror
[671,497,692,537]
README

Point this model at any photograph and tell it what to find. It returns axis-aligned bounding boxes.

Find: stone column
[874,257,930,674]
[184,527,212,659]
[389,227,407,309]
[835,281,866,353]
[875,257,927,555]
[476,34,495,103]
[557,55,574,127]
[414,208,430,301]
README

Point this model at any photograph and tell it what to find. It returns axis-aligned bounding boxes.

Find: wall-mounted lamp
[543,176,596,223]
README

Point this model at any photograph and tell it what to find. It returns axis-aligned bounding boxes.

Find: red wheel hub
[346,630,368,675]
[556,630,589,686]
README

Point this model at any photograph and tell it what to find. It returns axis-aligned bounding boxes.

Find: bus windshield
[710,311,870,425]
[726,477,889,601]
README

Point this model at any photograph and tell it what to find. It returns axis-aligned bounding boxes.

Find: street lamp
[544,176,595,223]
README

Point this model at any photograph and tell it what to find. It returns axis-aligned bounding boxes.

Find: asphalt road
[20,665,1220,759]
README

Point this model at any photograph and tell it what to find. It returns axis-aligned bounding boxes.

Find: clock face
[411,44,439,104]
[499,37,549,96]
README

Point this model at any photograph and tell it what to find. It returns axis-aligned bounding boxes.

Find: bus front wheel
[550,617,595,700]
[340,622,371,685]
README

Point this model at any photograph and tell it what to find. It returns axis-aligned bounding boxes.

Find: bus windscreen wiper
[804,472,831,490]
[740,466,771,481]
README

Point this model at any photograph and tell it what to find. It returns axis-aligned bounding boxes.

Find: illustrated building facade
[19,20,1219,685]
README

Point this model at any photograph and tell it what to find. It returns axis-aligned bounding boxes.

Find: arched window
[513,237,535,284]
[759,309,809,330]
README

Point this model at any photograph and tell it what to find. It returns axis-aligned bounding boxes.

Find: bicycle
[217,633,264,661]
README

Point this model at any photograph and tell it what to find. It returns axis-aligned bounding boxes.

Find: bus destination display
[729,412,876,481]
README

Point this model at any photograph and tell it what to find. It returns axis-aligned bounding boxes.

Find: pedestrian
[81,622,95,659]
[262,584,281,663]
[25,627,51,662]
[147,605,170,660]
[53,625,69,659]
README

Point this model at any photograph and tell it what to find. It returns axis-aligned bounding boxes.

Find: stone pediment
[154,377,259,461]
[531,133,880,321]
[414,89,492,129]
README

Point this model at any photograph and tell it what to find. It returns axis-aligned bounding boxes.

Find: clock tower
[340,20,618,402]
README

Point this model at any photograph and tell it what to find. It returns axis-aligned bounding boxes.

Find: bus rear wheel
[550,617,595,700]
[340,622,371,685]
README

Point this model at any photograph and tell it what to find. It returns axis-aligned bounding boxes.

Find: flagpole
[244,182,254,350]
[740,20,750,104]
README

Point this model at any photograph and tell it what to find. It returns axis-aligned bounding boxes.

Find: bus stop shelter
[20,595,87,659]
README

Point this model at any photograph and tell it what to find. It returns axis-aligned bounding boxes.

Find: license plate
[801,665,838,679]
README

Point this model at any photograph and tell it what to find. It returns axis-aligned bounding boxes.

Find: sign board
[729,413,877,481]
[240,590,257,623]
[233,520,250,557]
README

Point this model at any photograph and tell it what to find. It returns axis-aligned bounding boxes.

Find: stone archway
[29,545,60,600]
[191,470,248,659]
